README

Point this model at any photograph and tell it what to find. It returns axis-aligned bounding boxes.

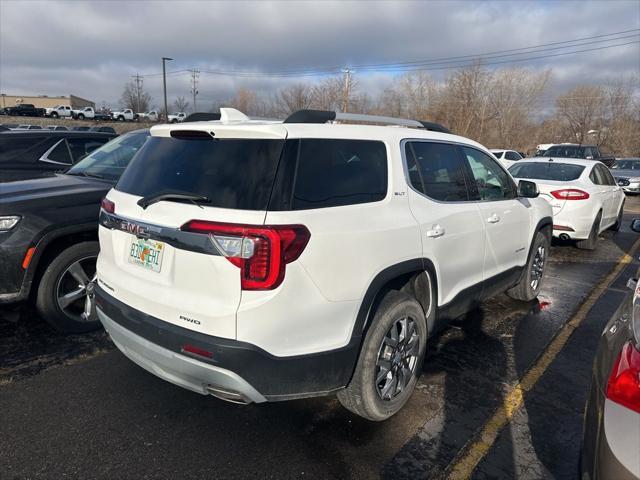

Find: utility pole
[132,73,143,113]
[190,69,200,112]
[162,57,173,122]
[341,67,351,113]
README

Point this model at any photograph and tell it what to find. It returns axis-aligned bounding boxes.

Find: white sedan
[509,158,625,250]
[490,149,524,169]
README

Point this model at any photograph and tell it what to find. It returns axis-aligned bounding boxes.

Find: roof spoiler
[283,109,450,133]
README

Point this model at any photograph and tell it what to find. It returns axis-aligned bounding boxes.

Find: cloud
[0,0,638,110]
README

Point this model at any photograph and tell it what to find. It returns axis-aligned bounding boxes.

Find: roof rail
[283,109,450,133]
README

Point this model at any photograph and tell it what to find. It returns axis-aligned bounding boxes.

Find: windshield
[66,131,150,181]
[612,159,640,170]
[116,136,285,210]
[545,145,586,158]
[509,162,585,181]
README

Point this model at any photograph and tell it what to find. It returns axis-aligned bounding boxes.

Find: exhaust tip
[205,385,252,405]
[559,233,570,241]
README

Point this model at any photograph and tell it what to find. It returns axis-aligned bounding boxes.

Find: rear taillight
[181,220,310,290]
[606,341,640,414]
[101,198,115,214]
[550,189,590,200]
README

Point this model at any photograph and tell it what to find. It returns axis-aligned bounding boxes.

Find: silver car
[611,158,640,194]
[581,219,640,479]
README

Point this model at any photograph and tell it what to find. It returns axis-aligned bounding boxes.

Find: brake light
[550,189,590,200]
[606,341,640,414]
[101,198,115,214]
[181,220,310,290]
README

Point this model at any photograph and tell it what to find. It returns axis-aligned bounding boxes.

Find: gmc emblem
[121,220,150,239]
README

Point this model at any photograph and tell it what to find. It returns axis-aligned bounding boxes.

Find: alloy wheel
[55,255,98,322]
[375,316,420,400]
[530,245,545,290]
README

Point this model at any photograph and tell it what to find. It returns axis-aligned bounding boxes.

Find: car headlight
[629,177,640,183]
[0,215,21,231]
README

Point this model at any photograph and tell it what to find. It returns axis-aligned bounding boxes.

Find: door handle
[487,213,500,223]
[426,225,445,238]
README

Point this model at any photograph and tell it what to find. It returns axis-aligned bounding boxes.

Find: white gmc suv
[95,109,552,421]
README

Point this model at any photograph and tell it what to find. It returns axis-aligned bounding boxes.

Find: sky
[0,0,639,112]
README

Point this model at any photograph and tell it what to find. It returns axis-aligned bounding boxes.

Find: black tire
[610,202,624,231]
[337,288,429,421]
[506,230,550,301]
[35,241,101,334]
[118,115,124,121]
[577,211,602,250]
[51,112,58,118]
[78,113,85,120]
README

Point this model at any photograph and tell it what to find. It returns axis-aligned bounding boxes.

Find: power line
[133,29,640,79]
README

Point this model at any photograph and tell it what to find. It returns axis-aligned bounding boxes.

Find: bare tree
[272,83,314,116]
[120,81,151,112]
[173,96,190,113]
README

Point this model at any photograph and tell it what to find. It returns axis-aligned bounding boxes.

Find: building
[0,94,95,110]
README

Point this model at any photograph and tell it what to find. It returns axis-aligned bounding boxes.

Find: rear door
[460,146,529,282]
[98,127,288,340]
[589,164,614,223]
[405,141,486,307]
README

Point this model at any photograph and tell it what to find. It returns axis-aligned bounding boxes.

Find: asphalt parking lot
[2,196,640,480]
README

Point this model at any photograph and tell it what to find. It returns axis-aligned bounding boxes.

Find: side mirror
[631,219,640,233]
[517,180,539,198]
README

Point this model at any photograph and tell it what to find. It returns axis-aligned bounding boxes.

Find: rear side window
[405,142,469,201]
[0,136,48,162]
[116,137,284,210]
[505,151,521,161]
[509,162,585,181]
[290,139,387,210]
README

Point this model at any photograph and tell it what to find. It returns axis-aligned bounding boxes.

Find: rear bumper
[95,286,359,402]
[98,310,268,404]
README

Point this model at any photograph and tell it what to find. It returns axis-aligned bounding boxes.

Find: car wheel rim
[375,316,420,401]
[56,255,98,323]
[530,245,545,290]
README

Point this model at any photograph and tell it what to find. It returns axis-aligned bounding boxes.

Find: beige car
[581,219,640,479]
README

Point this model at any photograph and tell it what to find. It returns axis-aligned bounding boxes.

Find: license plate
[128,239,164,273]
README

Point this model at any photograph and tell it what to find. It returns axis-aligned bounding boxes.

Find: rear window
[509,162,585,181]
[545,146,586,159]
[116,137,285,210]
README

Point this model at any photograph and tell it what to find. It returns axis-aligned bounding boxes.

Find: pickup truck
[137,110,159,122]
[111,109,137,122]
[72,107,110,121]
[542,143,616,167]
[167,112,186,123]
[3,104,46,117]
[46,105,73,118]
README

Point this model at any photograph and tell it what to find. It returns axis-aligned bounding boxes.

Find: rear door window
[405,141,470,201]
[66,137,109,162]
[116,137,285,210]
[290,139,387,210]
[505,151,521,161]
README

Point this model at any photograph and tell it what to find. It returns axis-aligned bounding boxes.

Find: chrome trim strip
[99,211,222,256]
[38,138,73,165]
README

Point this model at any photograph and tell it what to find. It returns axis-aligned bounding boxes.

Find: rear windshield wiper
[137,191,211,210]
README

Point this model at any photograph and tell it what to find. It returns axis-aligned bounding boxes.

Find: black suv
[0,129,150,333]
[0,130,116,181]
[544,144,615,167]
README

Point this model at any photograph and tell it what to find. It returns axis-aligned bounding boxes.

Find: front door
[460,146,530,286]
